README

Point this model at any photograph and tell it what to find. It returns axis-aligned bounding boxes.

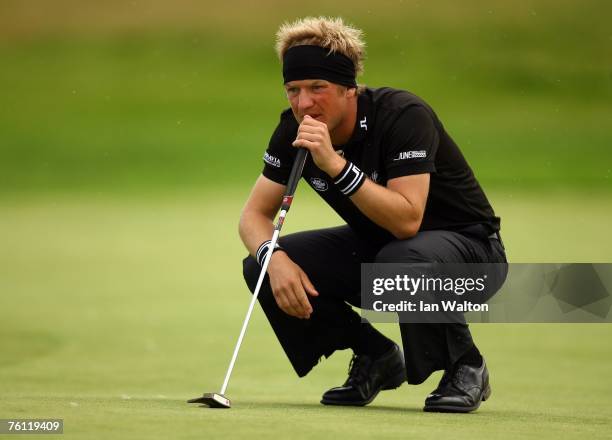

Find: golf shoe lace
[345,354,372,386]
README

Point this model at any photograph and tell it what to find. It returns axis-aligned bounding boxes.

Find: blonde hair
[275,16,366,76]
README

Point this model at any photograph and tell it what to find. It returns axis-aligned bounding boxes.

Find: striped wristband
[256,240,284,266]
[333,161,366,196]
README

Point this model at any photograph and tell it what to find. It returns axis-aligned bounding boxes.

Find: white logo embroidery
[310,177,328,192]
[370,170,379,183]
[393,150,427,161]
[360,116,368,130]
[263,152,281,168]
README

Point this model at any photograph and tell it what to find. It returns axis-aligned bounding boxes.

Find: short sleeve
[384,105,439,179]
[261,111,298,185]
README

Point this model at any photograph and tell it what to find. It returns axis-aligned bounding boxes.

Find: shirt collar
[336,91,371,149]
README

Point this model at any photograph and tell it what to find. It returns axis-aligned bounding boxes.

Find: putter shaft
[220,148,309,396]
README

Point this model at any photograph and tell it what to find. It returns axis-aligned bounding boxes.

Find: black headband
[282,45,357,88]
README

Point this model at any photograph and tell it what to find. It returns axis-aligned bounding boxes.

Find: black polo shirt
[261,86,500,244]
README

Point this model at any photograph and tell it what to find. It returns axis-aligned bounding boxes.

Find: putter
[189,148,309,409]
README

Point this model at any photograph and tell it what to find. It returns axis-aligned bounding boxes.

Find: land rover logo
[310,177,328,192]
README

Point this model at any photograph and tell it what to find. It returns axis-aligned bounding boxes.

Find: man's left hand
[292,115,345,177]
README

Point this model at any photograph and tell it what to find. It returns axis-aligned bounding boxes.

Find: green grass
[1,1,611,437]
[1,190,611,438]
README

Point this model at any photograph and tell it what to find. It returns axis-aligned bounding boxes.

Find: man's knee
[242,255,277,303]
[242,255,259,293]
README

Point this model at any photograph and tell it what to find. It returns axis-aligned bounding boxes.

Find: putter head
[187,393,231,409]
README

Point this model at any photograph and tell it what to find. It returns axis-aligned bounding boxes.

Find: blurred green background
[1,1,611,438]
[1,0,611,193]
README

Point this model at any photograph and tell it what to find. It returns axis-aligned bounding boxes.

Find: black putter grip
[285,148,309,198]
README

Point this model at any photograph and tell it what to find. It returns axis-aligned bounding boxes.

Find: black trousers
[242,225,507,385]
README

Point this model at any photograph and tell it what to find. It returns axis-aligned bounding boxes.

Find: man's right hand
[267,251,319,319]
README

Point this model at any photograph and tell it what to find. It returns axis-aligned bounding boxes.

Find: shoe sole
[320,367,407,406]
[423,384,491,413]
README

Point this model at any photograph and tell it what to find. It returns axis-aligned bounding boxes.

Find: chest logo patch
[310,177,329,192]
[360,116,368,130]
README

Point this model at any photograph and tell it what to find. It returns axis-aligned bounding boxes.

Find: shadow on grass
[199,399,424,414]
[13,395,609,428]
[185,399,612,426]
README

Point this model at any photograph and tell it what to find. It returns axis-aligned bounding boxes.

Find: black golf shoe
[320,344,406,406]
[423,359,491,413]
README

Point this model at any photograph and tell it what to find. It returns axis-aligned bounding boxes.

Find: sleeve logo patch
[263,152,281,168]
[309,177,329,192]
[393,150,427,161]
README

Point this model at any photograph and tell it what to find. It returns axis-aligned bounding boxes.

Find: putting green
[1,190,611,439]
